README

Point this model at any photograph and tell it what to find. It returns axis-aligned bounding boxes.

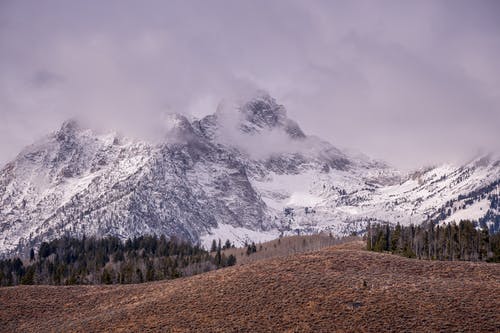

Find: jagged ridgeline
[0,235,236,286]
[0,92,499,257]
[367,221,500,262]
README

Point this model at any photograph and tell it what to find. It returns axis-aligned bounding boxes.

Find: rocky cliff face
[0,93,498,256]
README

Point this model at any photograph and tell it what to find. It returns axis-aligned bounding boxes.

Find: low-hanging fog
[1,0,499,170]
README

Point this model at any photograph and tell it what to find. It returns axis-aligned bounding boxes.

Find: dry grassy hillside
[1,241,499,332]
[219,234,357,265]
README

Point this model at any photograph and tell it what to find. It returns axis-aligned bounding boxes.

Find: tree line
[367,220,500,262]
[0,235,236,286]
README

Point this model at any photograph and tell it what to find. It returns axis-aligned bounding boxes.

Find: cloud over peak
[1,0,499,169]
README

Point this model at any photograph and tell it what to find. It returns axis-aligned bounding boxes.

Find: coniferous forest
[0,235,236,286]
[367,220,500,262]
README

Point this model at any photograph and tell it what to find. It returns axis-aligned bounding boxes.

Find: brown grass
[1,241,499,332]
[220,234,357,265]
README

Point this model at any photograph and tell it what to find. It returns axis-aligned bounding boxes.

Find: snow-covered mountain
[0,92,499,256]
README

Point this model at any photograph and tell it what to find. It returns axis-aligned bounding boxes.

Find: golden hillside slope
[1,241,499,332]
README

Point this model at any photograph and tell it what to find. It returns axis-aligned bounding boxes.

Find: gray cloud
[0,0,499,169]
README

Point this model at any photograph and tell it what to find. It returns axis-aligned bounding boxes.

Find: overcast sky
[1,0,499,169]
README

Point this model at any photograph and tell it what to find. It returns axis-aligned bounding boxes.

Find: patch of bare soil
[1,241,499,332]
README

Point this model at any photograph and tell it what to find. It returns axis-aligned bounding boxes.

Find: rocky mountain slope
[0,92,498,255]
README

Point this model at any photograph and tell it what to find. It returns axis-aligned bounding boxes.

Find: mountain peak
[1,94,498,257]
[162,113,199,143]
[197,92,306,141]
[239,92,287,131]
[232,92,306,139]
[56,118,83,142]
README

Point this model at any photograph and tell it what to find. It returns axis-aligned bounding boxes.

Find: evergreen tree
[29,248,35,262]
[215,239,222,266]
[0,234,235,286]
[367,220,500,262]
[226,254,237,266]
[20,266,35,285]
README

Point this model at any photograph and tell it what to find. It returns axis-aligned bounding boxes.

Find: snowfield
[200,223,279,249]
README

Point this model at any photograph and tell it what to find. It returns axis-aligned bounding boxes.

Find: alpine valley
[1,92,499,256]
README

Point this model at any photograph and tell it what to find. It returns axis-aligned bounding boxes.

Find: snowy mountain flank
[1,93,499,256]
